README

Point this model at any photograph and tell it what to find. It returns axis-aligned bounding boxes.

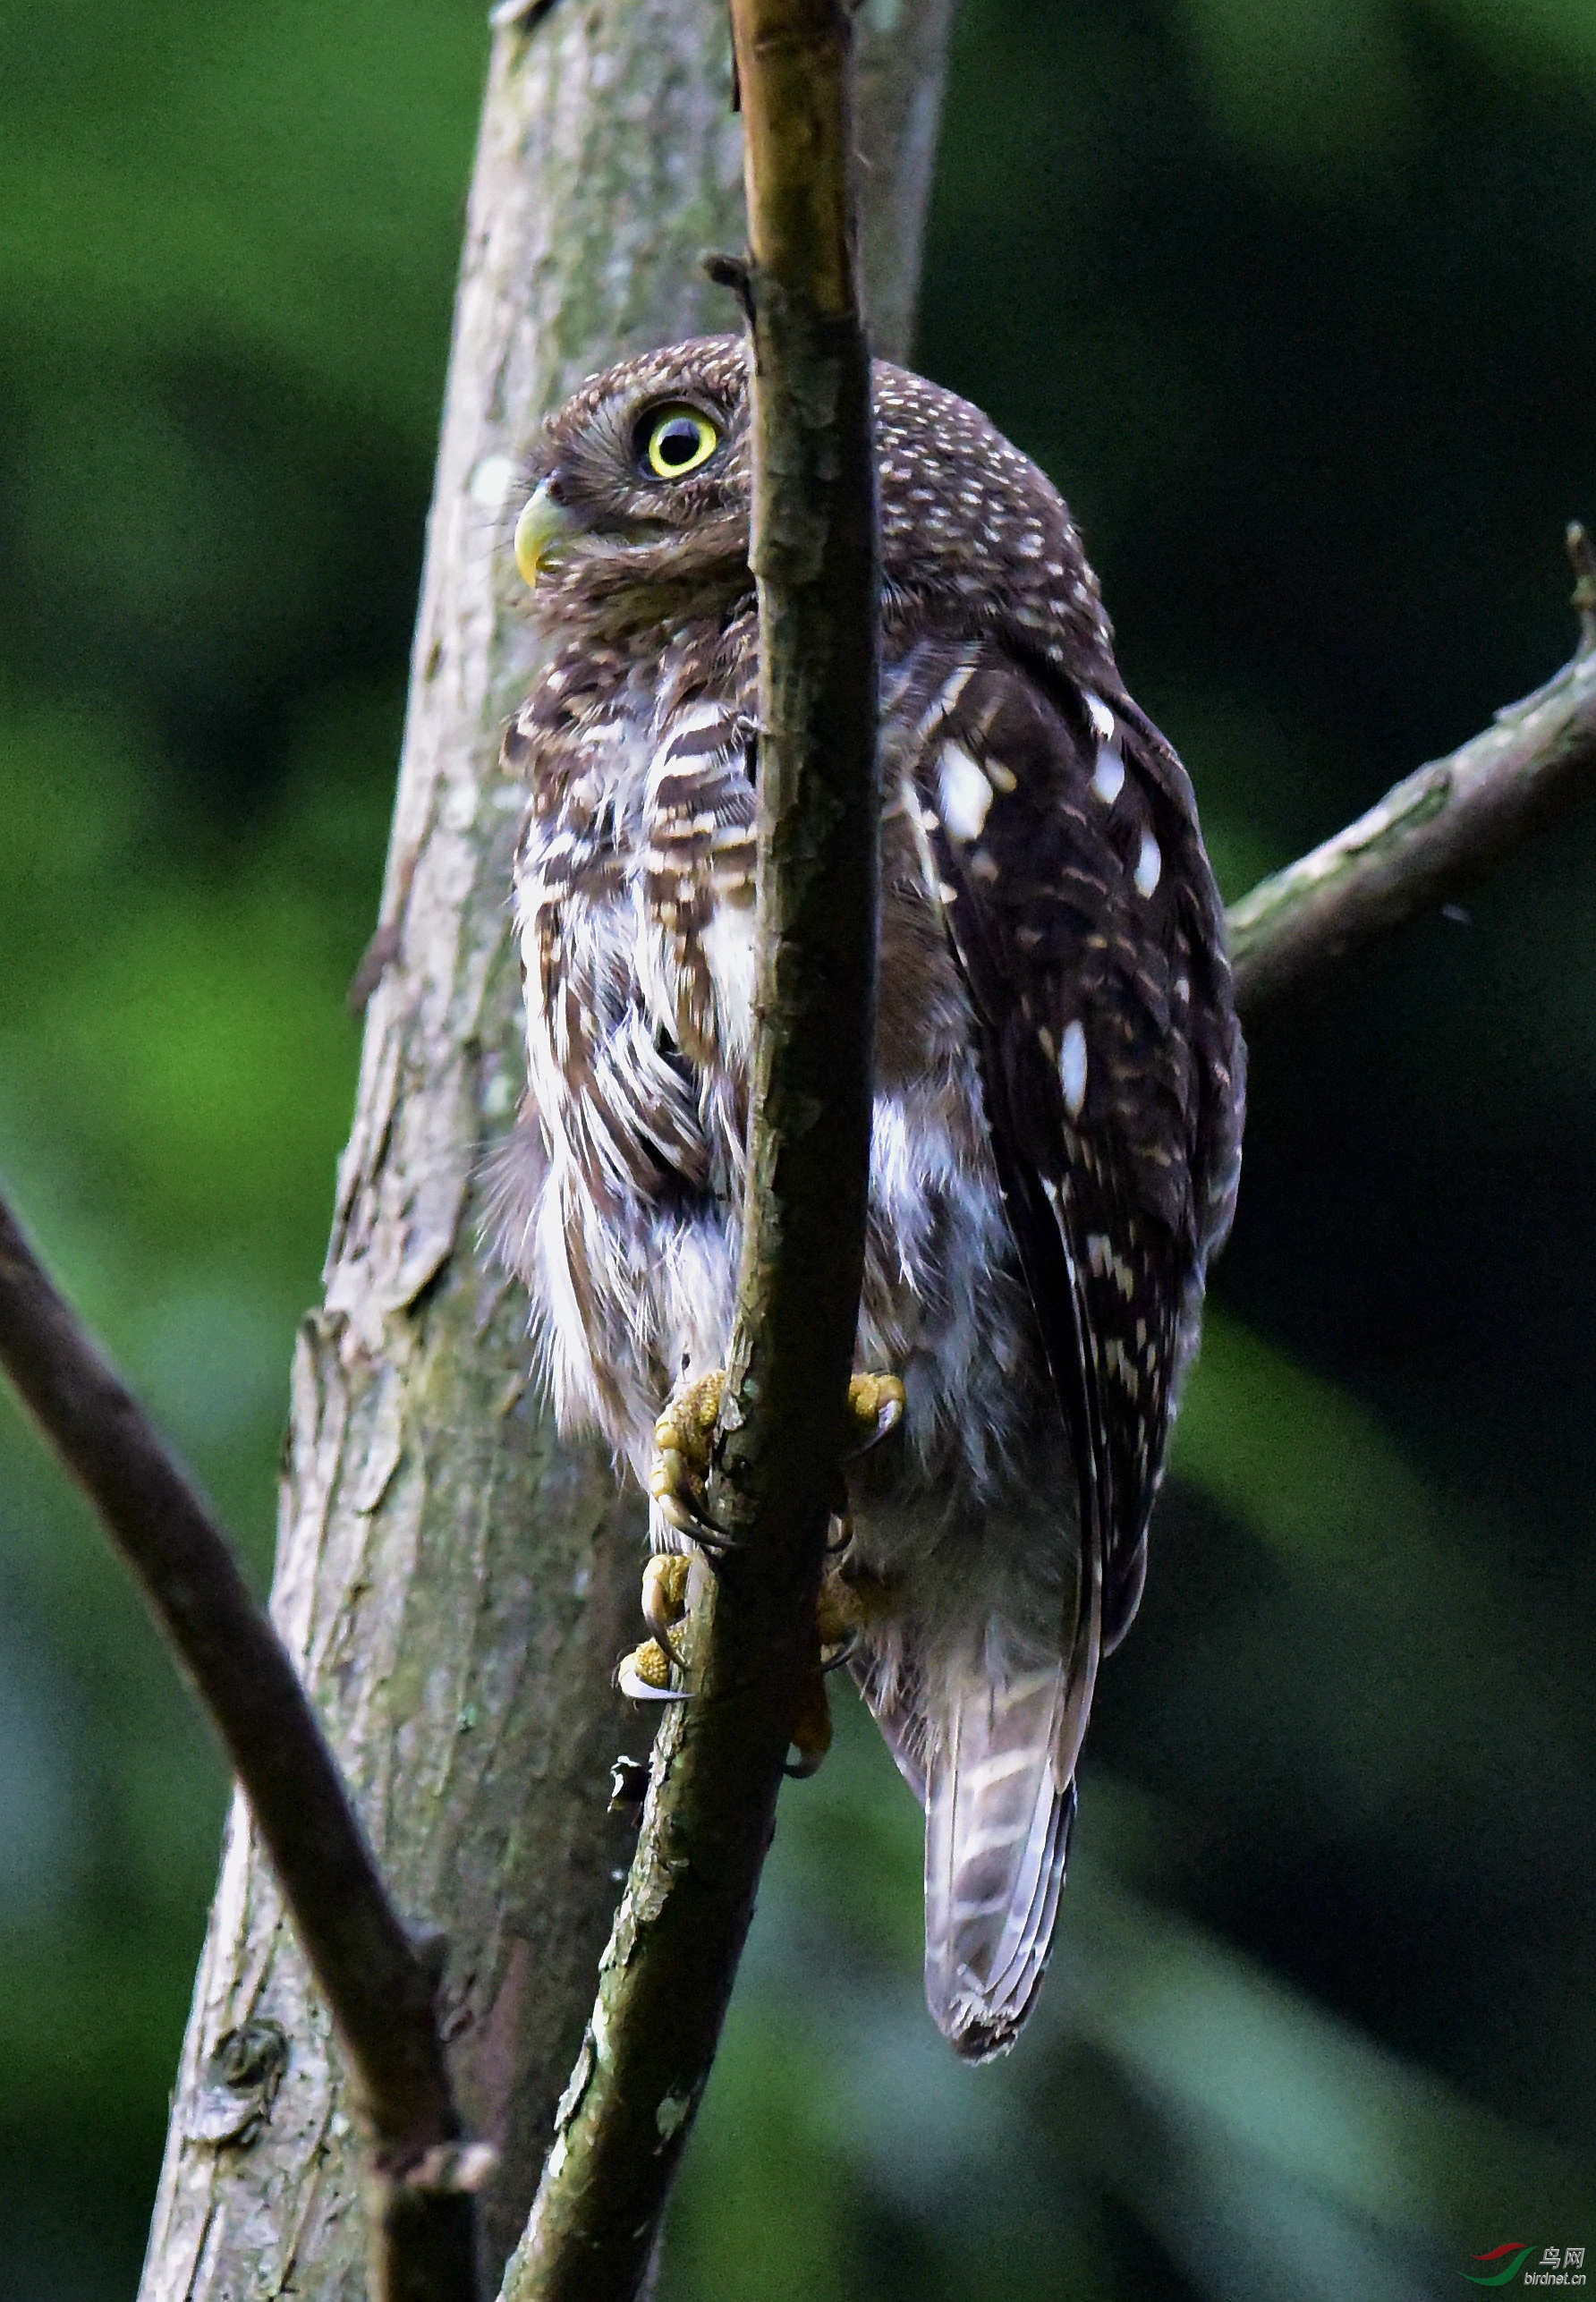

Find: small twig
[0,1194,486,2302]
[499,3,878,2298]
[1228,537,1596,1015]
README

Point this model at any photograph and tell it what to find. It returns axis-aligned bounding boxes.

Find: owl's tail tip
[941,2002,1023,2063]
[921,1658,1079,2059]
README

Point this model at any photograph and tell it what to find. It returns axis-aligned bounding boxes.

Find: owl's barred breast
[505,617,1074,1630]
[494,337,1244,2057]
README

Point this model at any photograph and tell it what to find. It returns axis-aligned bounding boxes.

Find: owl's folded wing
[896,636,1243,1706]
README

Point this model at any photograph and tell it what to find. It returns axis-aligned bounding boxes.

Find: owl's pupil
[656,420,700,469]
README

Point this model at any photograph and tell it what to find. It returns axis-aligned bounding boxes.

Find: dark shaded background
[2,0,1592,2294]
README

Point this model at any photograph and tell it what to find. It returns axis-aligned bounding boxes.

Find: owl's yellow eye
[639,404,719,480]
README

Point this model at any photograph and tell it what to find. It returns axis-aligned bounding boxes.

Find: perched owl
[493,336,1244,2060]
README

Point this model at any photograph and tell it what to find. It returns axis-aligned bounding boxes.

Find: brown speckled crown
[522,336,1116,679]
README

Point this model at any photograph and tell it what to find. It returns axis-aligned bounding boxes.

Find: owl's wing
[896,635,1243,1700]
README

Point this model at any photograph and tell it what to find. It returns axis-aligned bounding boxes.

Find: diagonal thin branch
[0,1194,487,2302]
[498,4,879,2298]
[1228,524,1596,1016]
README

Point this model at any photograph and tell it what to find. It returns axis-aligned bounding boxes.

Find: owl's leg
[621,1369,906,1744]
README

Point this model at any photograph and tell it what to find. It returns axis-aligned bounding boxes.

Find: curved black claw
[652,1494,737,1559]
[820,1628,861,1674]
[641,1554,691,1662]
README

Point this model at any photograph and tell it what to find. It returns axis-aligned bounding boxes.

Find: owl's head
[514,335,1108,661]
[513,336,752,617]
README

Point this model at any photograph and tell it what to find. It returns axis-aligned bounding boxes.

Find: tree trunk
[138,4,953,2294]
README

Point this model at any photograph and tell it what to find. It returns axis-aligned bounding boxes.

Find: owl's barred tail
[922,1659,1076,2061]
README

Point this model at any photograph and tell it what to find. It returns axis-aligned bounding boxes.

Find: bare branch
[0,1193,486,2302]
[1229,532,1596,1015]
[498,4,878,2297]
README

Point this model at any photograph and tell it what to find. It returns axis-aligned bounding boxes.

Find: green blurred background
[2,0,1593,2292]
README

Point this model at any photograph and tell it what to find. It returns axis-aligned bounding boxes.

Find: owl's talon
[816,1565,865,1651]
[641,1553,692,1658]
[650,1485,730,1551]
[846,1372,906,1457]
[649,1369,732,1551]
[615,1641,692,1703]
[632,1366,904,1759]
[785,1659,836,1777]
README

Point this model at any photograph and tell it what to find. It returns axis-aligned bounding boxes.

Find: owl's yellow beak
[514,480,576,587]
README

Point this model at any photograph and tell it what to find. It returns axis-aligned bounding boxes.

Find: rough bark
[138,6,951,2298]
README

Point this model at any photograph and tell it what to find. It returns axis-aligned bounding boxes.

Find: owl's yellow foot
[788,1662,836,1778]
[648,1372,728,1549]
[785,1578,851,1775]
[784,1554,893,1775]
[641,1551,692,1655]
[816,1559,867,1653]
[627,1365,905,1734]
[615,1635,689,1704]
[845,1371,908,1456]
[648,1366,906,1550]
[615,1553,695,1703]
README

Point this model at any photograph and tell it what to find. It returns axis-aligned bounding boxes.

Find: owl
[492,336,1244,2060]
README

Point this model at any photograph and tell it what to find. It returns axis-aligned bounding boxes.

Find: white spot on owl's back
[1060,1020,1088,1117]
[914,658,975,739]
[937,743,994,843]
[1091,746,1125,806]
[1134,830,1162,898]
[1084,692,1115,743]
